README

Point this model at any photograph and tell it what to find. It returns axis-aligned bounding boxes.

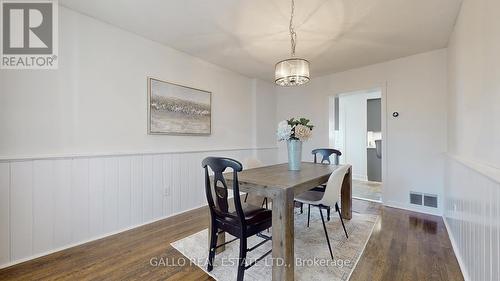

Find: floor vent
[410,192,423,205]
[423,194,438,208]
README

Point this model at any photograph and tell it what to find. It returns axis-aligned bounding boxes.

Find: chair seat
[232,204,272,225]
[310,184,326,192]
[295,190,324,205]
[216,204,272,237]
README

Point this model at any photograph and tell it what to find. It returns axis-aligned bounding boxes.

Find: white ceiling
[60,0,462,82]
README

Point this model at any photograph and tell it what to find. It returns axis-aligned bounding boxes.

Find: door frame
[328,83,388,202]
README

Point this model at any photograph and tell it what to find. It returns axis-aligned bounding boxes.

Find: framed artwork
[148,77,211,135]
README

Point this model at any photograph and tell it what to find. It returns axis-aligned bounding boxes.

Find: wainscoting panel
[10,161,34,261]
[72,158,90,243]
[444,156,500,281]
[0,148,278,268]
[0,163,10,265]
[53,160,72,249]
[33,160,55,255]
[89,158,105,238]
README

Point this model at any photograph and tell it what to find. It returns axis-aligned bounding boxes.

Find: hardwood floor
[0,198,463,281]
[349,200,464,281]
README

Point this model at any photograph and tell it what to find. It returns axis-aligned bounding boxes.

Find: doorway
[330,88,384,202]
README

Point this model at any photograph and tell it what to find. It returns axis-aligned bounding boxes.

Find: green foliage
[287,117,314,130]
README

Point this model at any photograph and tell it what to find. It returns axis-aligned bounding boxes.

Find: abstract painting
[148,78,211,135]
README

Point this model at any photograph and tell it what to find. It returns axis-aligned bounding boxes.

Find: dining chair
[294,165,350,259]
[299,148,342,220]
[312,148,342,166]
[242,158,268,209]
[202,157,272,281]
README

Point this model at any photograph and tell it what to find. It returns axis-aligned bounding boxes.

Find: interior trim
[447,153,500,184]
[0,203,208,269]
[443,218,471,281]
[0,146,279,162]
[383,200,442,216]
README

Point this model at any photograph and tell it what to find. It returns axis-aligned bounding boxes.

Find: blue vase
[287,139,302,171]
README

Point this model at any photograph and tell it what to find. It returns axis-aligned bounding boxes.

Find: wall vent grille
[423,194,438,208]
[410,192,423,205]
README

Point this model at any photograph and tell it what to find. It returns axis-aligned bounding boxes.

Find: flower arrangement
[277,118,314,142]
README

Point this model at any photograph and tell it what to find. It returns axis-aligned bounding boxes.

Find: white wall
[447,0,500,169]
[0,7,277,160]
[337,91,381,180]
[252,80,279,163]
[277,49,448,214]
[444,0,500,280]
[0,7,278,267]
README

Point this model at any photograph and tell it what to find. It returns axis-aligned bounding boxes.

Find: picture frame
[147,77,212,135]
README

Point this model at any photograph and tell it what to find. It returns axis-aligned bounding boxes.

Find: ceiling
[60,0,463,82]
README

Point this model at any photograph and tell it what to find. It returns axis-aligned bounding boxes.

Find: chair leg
[244,193,249,203]
[327,207,331,221]
[207,224,218,272]
[237,238,247,281]
[319,206,334,259]
[300,202,303,214]
[307,204,311,227]
[262,197,268,209]
[336,203,349,239]
[265,197,270,232]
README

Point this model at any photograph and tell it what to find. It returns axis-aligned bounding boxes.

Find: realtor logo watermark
[1,0,58,69]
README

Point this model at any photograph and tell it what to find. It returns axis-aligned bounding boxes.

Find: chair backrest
[202,157,245,225]
[318,165,350,207]
[312,148,342,165]
[243,157,263,170]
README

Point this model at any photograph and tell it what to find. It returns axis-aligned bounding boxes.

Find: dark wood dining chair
[312,148,342,166]
[202,157,272,281]
[299,148,342,220]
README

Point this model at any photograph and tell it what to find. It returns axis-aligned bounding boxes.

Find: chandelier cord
[289,0,297,57]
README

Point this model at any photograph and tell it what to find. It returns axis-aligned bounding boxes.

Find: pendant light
[275,0,310,86]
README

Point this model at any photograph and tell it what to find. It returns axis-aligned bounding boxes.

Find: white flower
[278,120,288,128]
[277,120,292,141]
[294,124,312,141]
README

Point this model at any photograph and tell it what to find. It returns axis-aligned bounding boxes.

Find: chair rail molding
[0,146,279,162]
[447,153,500,184]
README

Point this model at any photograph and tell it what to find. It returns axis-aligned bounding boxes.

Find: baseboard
[352,174,368,181]
[443,217,471,281]
[363,180,382,184]
[383,201,442,216]
[0,203,208,269]
[352,196,382,203]
[1,198,448,271]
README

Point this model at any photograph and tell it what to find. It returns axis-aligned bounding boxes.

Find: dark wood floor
[0,198,464,281]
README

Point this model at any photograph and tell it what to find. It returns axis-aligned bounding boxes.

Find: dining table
[210,162,352,281]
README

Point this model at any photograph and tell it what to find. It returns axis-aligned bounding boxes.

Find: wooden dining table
[212,162,352,281]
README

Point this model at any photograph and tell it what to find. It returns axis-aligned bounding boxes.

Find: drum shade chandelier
[275,0,310,86]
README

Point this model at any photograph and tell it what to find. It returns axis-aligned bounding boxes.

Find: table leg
[341,166,352,220]
[272,189,294,281]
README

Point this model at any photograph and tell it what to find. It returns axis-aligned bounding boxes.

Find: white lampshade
[275,58,310,86]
